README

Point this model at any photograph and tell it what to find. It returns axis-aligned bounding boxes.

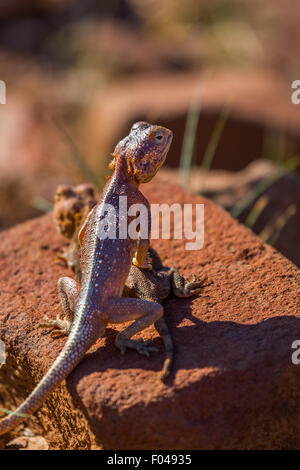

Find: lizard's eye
[154,130,164,143]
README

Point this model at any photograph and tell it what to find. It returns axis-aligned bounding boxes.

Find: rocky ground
[1,0,300,450]
[0,178,299,449]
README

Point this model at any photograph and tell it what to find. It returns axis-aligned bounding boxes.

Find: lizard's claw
[186,275,209,294]
[54,253,68,266]
[39,314,71,337]
[173,274,211,298]
[116,337,158,357]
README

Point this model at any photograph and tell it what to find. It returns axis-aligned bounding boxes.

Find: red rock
[0,178,300,449]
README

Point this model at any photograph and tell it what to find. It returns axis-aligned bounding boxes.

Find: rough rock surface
[0,178,300,450]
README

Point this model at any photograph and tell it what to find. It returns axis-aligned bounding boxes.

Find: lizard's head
[110,122,173,184]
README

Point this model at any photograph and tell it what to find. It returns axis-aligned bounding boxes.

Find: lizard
[123,246,207,378]
[53,183,98,282]
[51,183,207,379]
[0,121,173,436]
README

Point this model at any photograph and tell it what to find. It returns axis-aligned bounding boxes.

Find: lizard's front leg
[103,297,163,356]
[132,196,152,270]
[132,239,152,270]
[171,268,208,298]
[39,276,79,337]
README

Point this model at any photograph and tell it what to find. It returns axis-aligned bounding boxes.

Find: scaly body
[53,184,207,380]
[0,121,172,436]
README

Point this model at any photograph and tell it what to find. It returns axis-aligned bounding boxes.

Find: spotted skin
[0,122,173,436]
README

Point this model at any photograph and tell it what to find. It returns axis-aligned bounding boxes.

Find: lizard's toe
[39,314,71,337]
[50,330,65,338]
[38,315,55,329]
[136,342,159,357]
[116,338,158,357]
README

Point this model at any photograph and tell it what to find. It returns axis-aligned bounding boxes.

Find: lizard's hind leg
[39,276,79,337]
[104,297,163,357]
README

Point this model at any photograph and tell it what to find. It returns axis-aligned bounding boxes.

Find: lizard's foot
[116,337,158,357]
[54,252,67,265]
[186,275,209,293]
[173,272,210,298]
[39,314,72,337]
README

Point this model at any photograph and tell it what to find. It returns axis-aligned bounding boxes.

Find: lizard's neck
[113,155,140,188]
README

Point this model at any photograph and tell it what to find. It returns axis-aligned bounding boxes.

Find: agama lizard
[124,246,207,378]
[52,183,207,379]
[0,121,173,436]
[53,183,98,282]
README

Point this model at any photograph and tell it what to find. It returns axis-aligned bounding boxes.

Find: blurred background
[0,0,299,266]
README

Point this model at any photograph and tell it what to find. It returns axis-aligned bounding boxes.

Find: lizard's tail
[0,325,97,437]
[154,317,173,381]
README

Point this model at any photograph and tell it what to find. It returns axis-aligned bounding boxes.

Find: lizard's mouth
[166,130,173,145]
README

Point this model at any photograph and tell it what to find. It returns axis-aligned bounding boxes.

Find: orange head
[110,122,173,184]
